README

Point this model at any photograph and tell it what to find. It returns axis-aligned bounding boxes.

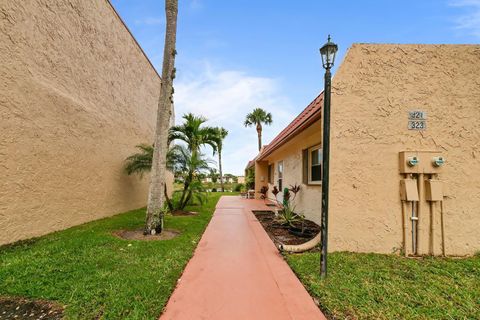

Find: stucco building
[249,44,480,256]
[0,0,173,245]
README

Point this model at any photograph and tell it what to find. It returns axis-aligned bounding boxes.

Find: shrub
[234,183,244,192]
[211,188,217,192]
[259,186,269,199]
[276,202,303,227]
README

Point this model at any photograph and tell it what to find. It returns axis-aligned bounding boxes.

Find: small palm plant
[124,144,154,178]
[124,143,212,211]
[169,113,218,155]
[276,202,302,227]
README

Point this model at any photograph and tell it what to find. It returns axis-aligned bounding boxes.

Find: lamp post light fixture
[319,35,338,278]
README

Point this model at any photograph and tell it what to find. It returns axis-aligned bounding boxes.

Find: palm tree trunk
[164,183,174,212]
[256,123,262,151]
[218,150,224,192]
[145,0,178,235]
[179,181,190,211]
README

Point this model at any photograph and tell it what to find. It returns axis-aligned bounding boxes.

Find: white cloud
[174,62,297,175]
[450,0,480,37]
[188,0,203,11]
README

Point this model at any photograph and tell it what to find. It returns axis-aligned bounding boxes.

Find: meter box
[399,151,445,174]
[425,179,443,201]
[400,179,419,201]
[399,151,421,173]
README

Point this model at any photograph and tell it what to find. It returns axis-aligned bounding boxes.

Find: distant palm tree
[169,113,218,156]
[244,108,273,151]
[213,127,228,192]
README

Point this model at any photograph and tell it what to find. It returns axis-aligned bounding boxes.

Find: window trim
[308,144,322,185]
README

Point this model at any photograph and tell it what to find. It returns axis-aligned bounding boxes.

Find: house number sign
[408,110,427,130]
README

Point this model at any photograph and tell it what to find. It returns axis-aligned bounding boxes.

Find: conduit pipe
[428,175,435,256]
[440,200,446,256]
[416,173,424,255]
[279,233,321,253]
[401,200,408,257]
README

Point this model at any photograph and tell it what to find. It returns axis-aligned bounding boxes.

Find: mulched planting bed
[0,297,64,320]
[253,210,320,246]
[112,228,180,241]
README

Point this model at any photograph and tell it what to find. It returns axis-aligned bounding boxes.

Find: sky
[110,0,480,176]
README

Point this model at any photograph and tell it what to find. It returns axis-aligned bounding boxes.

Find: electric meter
[407,156,419,167]
[432,156,445,167]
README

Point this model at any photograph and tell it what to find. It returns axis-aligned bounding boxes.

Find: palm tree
[213,127,228,192]
[146,0,178,235]
[169,145,212,209]
[124,144,153,177]
[244,108,273,151]
[209,168,219,183]
[169,113,218,156]
[124,144,211,211]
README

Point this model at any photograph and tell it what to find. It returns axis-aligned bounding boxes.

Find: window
[278,161,284,190]
[268,164,274,184]
[307,145,322,184]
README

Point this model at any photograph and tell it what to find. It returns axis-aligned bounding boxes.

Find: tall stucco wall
[0,0,167,245]
[330,44,480,255]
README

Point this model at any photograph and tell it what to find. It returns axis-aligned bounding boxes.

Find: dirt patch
[253,211,320,247]
[0,296,64,320]
[171,210,198,217]
[112,228,180,241]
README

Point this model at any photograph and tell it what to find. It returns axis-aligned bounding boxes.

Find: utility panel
[399,151,445,174]
[400,179,419,201]
[425,179,444,201]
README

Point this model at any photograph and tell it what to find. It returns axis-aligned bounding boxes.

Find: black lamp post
[319,35,338,278]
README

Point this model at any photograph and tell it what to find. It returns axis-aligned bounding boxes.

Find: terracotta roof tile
[258,92,323,160]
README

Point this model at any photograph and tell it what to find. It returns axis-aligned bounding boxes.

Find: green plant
[245,168,255,189]
[234,183,244,192]
[276,202,302,227]
[169,113,218,155]
[287,252,480,320]
[0,193,227,319]
[244,107,273,151]
[289,184,301,201]
[124,144,154,177]
[169,145,211,210]
[259,186,269,200]
[212,127,228,192]
[283,187,290,207]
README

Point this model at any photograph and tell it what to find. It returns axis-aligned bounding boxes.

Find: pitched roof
[245,159,256,170]
[257,92,323,161]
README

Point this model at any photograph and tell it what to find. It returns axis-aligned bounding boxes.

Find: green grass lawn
[286,252,480,320]
[0,193,232,319]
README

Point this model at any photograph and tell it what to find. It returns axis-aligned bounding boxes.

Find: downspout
[278,233,321,253]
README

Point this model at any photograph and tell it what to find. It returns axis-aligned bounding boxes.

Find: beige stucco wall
[0,0,172,245]
[258,121,322,224]
[258,44,479,256]
[329,44,480,255]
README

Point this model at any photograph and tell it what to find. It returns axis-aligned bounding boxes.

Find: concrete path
[160,196,326,320]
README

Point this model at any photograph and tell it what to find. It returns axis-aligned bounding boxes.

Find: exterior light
[319,35,338,279]
[319,35,338,70]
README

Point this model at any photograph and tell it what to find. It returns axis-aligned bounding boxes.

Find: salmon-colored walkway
[160,196,326,320]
